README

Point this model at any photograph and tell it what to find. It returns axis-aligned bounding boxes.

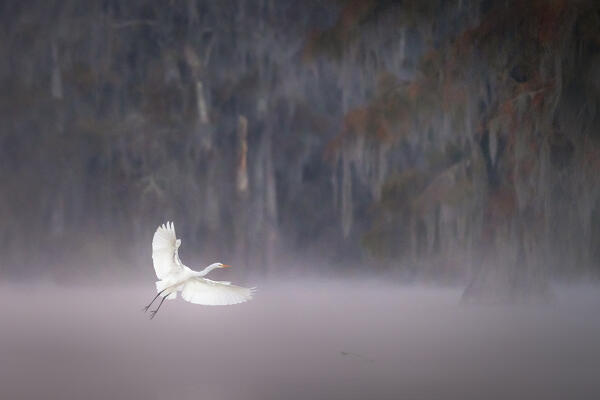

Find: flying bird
[144,222,255,319]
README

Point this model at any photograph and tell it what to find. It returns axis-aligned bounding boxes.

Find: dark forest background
[2,0,600,301]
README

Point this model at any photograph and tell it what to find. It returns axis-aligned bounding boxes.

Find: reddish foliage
[374,118,393,141]
[454,0,572,58]
[442,80,466,111]
[301,0,377,62]
[531,91,546,108]
[407,82,420,100]
[323,107,369,160]
[324,84,412,160]
[454,5,513,52]
[337,0,377,38]
[488,187,517,222]
[343,107,370,135]
[582,137,600,172]
[534,0,568,44]
[518,156,537,179]
[500,99,515,116]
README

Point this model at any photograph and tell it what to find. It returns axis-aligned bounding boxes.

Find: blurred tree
[1,0,599,298]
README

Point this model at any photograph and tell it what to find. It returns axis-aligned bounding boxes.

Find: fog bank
[1,281,599,400]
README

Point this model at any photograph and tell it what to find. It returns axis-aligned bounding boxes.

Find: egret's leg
[143,289,166,312]
[149,294,168,319]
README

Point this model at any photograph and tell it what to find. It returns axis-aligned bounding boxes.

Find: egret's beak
[222,264,232,268]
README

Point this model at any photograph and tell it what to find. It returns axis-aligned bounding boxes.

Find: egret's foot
[149,310,159,319]
[143,305,151,312]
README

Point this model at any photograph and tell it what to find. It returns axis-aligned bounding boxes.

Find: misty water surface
[1,280,599,400]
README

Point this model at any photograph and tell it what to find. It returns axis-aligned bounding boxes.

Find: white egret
[144,221,255,319]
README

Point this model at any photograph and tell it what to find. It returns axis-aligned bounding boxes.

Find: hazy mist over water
[1,280,599,400]
[3,0,600,398]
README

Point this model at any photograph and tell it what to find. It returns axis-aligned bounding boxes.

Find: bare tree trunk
[236,116,249,193]
[341,153,353,237]
[51,41,63,100]
[263,128,278,275]
[235,116,249,268]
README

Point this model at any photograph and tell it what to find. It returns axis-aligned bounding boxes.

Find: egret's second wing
[152,222,182,279]
[181,278,255,306]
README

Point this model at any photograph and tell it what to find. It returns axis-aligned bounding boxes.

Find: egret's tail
[155,280,177,299]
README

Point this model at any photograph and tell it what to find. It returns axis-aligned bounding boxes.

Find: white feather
[181,278,256,306]
[151,221,182,279]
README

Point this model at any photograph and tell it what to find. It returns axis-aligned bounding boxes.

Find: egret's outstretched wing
[152,222,182,279]
[181,278,255,306]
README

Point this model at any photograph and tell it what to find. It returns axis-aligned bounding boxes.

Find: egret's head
[175,239,181,248]
[216,262,231,268]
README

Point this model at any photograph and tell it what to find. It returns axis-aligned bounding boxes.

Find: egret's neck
[196,263,221,277]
